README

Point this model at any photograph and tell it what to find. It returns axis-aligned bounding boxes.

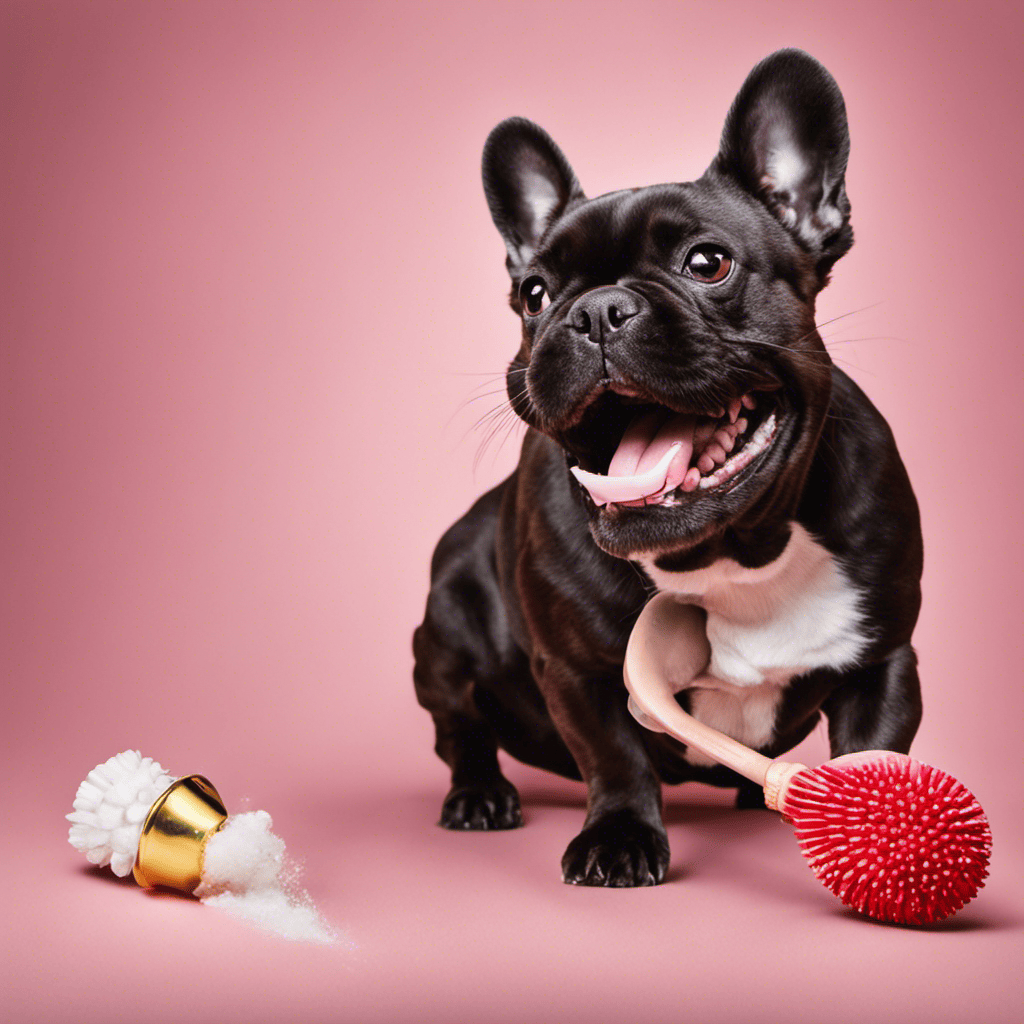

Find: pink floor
[7,755,1023,1024]
[6,3,1023,1022]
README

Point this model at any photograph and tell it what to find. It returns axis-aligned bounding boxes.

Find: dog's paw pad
[439,780,523,831]
[561,811,669,887]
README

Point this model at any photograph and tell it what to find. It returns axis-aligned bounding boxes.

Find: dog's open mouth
[563,390,780,508]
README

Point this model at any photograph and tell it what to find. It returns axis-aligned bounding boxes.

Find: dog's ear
[710,49,852,273]
[483,118,584,278]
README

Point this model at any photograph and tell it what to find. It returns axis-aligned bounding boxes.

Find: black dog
[413,49,922,887]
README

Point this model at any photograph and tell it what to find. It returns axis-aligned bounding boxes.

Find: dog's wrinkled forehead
[533,181,800,285]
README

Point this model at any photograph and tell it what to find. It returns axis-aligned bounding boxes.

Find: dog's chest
[638,524,868,764]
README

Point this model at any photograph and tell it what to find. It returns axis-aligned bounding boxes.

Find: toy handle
[623,593,806,811]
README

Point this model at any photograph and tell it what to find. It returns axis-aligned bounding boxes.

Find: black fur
[414,50,922,887]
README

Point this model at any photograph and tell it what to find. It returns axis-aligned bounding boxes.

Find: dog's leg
[735,778,768,809]
[820,644,923,756]
[413,618,523,830]
[537,658,669,886]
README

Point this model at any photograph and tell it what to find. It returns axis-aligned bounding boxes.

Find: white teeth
[698,412,777,490]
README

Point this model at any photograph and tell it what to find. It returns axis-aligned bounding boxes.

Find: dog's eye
[520,276,550,316]
[683,245,733,284]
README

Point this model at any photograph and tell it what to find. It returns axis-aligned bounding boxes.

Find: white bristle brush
[624,594,991,925]
[66,750,176,877]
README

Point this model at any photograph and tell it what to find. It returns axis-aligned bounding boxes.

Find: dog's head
[483,50,852,562]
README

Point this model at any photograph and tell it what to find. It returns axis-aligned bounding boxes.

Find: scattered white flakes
[195,810,337,946]
[201,889,336,945]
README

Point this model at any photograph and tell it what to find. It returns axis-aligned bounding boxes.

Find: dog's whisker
[802,303,883,342]
[449,367,529,378]
[448,369,528,405]
[464,375,522,397]
[488,416,526,463]
[442,370,528,431]
[473,408,525,474]
[455,401,513,448]
[463,388,517,405]
[469,387,527,439]
[443,389,516,432]
[458,379,528,434]
[473,403,515,432]
[821,335,907,346]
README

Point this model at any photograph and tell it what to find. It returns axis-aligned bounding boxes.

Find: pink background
[5,2,1022,1022]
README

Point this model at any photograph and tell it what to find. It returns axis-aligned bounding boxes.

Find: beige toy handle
[623,593,807,811]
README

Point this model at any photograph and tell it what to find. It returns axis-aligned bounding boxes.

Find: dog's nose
[568,287,642,345]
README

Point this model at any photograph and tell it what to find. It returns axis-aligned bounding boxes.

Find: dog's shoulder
[798,366,923,653]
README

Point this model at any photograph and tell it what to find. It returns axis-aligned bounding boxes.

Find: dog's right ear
[482,118,584,278]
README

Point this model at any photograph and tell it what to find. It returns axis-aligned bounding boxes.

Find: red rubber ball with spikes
[782,752,992,925]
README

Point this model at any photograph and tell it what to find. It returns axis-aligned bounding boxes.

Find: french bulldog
[413,49,922,887]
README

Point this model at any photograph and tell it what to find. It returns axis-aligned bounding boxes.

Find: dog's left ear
[710,49,852,273]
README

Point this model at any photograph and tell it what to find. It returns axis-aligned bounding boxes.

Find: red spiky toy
[624,594,992,925]
[783,751,991,924]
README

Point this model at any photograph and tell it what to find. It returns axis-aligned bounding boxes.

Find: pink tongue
[570,409,696,506]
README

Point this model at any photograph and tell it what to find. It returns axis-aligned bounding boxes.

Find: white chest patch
[638,524,868,765]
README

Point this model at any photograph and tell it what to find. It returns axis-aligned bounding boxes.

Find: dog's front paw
[439,779,523,830]
[561,810,669,887]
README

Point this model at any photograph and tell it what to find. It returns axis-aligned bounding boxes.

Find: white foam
[195,810,337,945]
